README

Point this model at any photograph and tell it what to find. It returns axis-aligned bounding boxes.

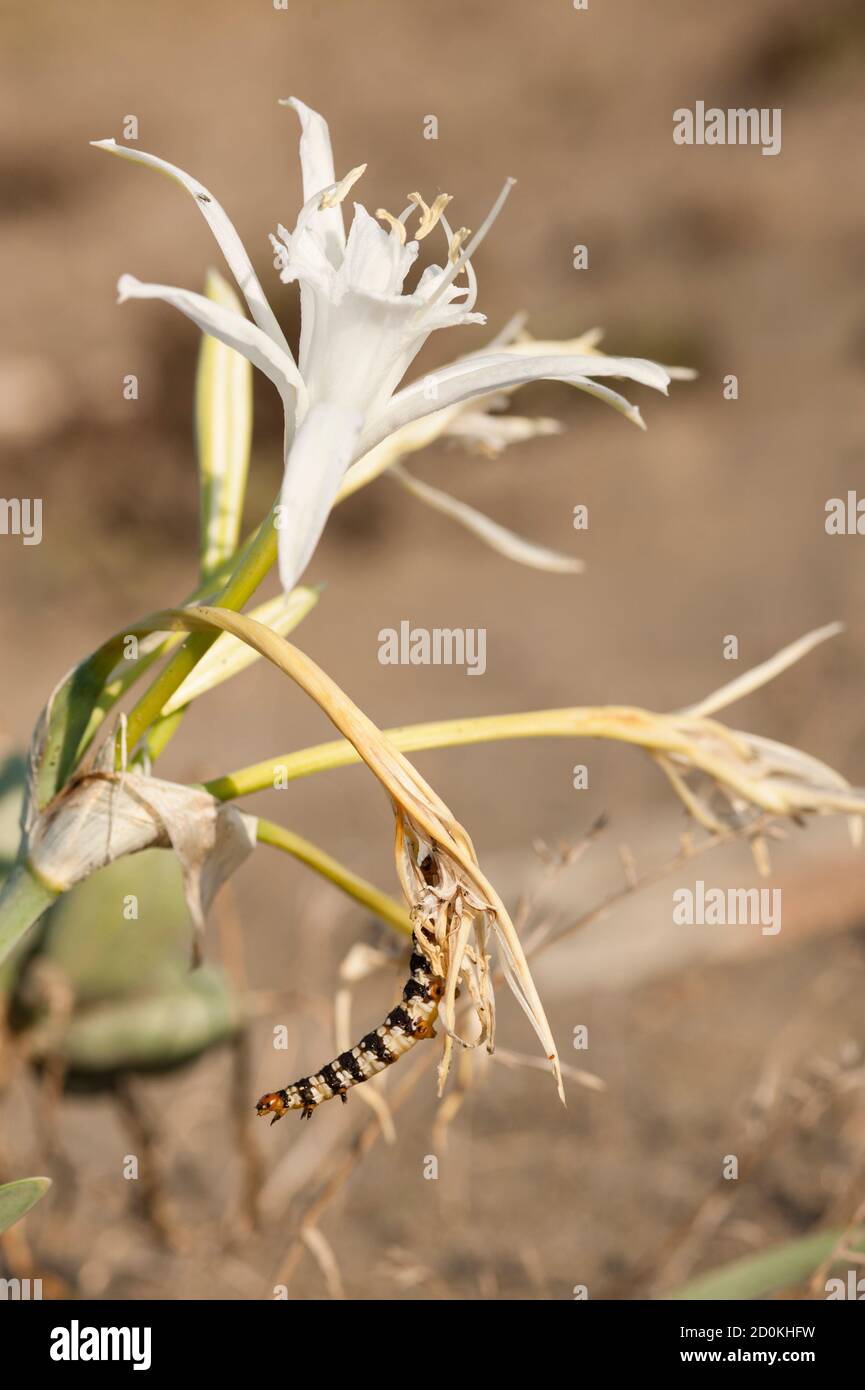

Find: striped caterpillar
[255,933,445,1124]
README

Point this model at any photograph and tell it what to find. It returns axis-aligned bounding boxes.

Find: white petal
[276,401,362,592]
[392,466,583,574]
[280,97,336,200]
[339,404,465,500]
[90,139,292,358]
[339,203,418,296]
[359,351,669,453]
[564,377,646,429]
[297,284,433,418]
[117,275,306,413]
[483,312,530,349]
[445,408,563,454]
[280,98,346,260]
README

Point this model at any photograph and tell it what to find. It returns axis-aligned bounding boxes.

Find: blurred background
[2,0,865,1300]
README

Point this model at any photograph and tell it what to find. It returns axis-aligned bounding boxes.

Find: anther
[319,163,367,210]
[408,191,453,240]
[448,227,471,263]
[375,208,407,243]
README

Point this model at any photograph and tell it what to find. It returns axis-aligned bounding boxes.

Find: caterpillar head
[255,1089,289,1124]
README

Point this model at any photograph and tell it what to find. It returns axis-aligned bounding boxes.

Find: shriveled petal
[26,770,257,965]
[392,466,583,574]
[360,351,670,454]
[117,275,306,413]
[90,139,292,357]
[280,97,346,263]
[276,401,362,592]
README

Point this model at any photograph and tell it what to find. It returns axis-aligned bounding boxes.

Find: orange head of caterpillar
[255,1089,289,1125]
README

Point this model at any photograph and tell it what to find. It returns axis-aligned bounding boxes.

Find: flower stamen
[438,214,477,308]
[407,191,453,240]
[319,163,367,210]
[448,226,471,264]
[375,207,408,244]
[427,177,516,305]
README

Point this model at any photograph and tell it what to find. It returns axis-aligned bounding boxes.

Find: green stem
[137,709,187,765]
[256,818,411,938]
[204,710,603,800]
[124,497,279,755]
[0,861,58,969]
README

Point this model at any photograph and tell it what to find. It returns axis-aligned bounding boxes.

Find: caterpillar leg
[411,976,443,1040]
[303,1089,349,1112]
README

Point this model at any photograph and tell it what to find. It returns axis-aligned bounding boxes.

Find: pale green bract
[0,1176,51,1235]
[195,269,253,582]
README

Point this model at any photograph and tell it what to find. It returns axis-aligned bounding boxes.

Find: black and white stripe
[256,935,444,1123]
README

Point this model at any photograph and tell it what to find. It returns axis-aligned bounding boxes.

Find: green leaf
[27,615,177,812]
[48,969,240,1073]
[668,1226,865,1300]
[0,863,57,990]
[15,851,242,1075]
[196,268,253,583]
[0,1176,51,1234]
[0,753,27,878]
[35,849,193,1003]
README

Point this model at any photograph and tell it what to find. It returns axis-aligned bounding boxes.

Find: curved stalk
[256,818,411,938]
[202,708,673,799]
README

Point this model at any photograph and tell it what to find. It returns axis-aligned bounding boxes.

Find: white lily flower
[93,100,672,592]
